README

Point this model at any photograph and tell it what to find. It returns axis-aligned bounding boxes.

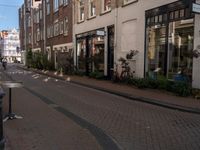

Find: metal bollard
[0,87,5,150]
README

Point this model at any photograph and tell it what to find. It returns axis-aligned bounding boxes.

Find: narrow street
[1,64,200,150]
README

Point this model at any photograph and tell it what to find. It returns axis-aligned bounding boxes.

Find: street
[1,64,200,150]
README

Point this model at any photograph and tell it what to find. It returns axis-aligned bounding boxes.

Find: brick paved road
[2,64,200,150]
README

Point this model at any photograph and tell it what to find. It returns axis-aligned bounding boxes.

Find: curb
[19,66,200,115]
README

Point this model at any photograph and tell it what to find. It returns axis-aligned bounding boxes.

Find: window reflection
[168,19,194,80]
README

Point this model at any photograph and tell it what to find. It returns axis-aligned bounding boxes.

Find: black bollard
[0,87,5,150]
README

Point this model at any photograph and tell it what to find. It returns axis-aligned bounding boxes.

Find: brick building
[19,0,73,70]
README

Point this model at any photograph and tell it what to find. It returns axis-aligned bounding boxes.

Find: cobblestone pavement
[2,64,200,150]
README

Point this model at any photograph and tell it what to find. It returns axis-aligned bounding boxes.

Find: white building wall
[193,0,200,89]
[1,29,21,62]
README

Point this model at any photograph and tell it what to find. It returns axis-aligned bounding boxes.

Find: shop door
[107,26,114,79]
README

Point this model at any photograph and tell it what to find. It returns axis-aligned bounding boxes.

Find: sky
[0,0,24,30]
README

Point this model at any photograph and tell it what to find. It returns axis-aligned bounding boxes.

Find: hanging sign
[192,3,200,14]
[96,30,105,36]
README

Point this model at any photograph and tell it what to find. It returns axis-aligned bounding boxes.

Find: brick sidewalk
[21,66,200,114]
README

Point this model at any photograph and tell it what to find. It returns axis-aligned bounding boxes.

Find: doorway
[107,26,114,79]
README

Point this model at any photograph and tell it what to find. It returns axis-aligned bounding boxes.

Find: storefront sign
[96,30,105,36]
[192,3,200,14]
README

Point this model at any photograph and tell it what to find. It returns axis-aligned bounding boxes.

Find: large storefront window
[168,19,194,79]
[145,1,194,80]
[76,29,105,75]
[147,24,167,76]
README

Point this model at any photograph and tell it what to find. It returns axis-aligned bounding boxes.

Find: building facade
[19,0,73,69]
[115,0,200,88]
[74,0,116,77]
[19,0,200,89]
[0,29,21,63]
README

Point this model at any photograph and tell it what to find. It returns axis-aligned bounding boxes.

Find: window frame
[63,17,69,36]
[46,0,50,15]
[88,0,96,18]
[54,0,59,12]
[101,0,111,13]
[123,0,138,6]
[78,0,85,22]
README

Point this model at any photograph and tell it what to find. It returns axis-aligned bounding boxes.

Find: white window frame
[47,26,51,38]
[60,21,64,34]
[88,0,96,18]
[46,0,50,15]
[64,17,69,36]
[54,20,59,36]
[50,25,54,37]
[78,0,85,22]
[54,0,59,12]
[101,0,111,13]
[123,0,137,5]
[28,16,31,27]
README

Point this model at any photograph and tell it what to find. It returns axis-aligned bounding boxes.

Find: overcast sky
[0,0,24,30]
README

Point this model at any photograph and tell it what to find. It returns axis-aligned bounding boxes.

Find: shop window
[146,24,167,76]
[77,39,86,71]
[39,9,42,20]
[28,16,31,27]
[102,0,111,12]
[88,0,96,18]
[90,36,105,72]
[174,10,179,19]
[180,9,185,18]
[146,4,194,80]
[168,19,194,80]
[36,28,40,41]
[163,14,167,22]
[170,12,174,20]
[155,16,158,23]
[159,15,162,22]
[78,0,84,22]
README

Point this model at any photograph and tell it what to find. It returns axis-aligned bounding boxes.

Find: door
[107,26,114,79]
